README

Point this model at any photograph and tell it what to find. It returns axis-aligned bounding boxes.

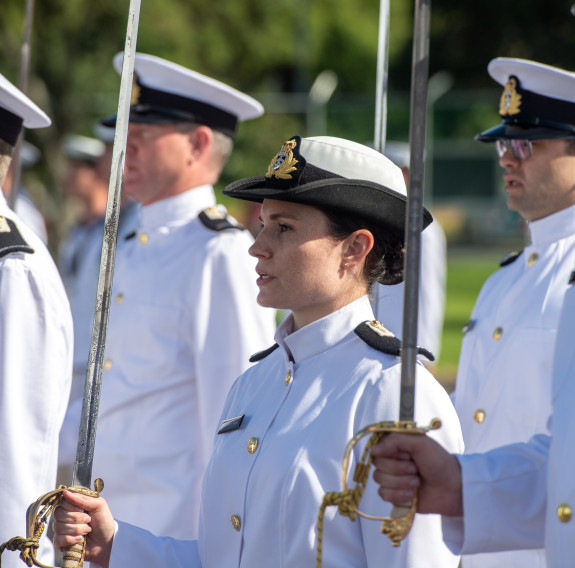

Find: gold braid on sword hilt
[0,479,104,568]
[315,419,441,567]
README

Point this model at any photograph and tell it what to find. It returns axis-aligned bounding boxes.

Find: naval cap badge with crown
[266,137,299,181]
[499,77,522,117]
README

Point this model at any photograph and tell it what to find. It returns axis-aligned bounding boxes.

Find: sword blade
[371,0,390,318]
[373,0,390,154]
[399,0,432,422]
[8,0,35,211]
[72,0,141,488]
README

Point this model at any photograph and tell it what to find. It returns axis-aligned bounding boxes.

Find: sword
[400,0,431,423]
[317,0,436,554]
[72,0,141,491]
[64,0,141,561]
[8,0,34,211]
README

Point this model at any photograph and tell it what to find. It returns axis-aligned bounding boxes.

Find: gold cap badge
[499,77,522,117]
[266,138,298,180]
[130,74,141,105]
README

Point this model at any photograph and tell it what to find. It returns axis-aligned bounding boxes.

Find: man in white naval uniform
[371,274,575,567]
[373,141,447,363]
[0,73,73,567]
[76,53,277,539]
[448,58,575,567]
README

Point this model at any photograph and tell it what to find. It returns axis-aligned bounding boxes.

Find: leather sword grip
[62,541,85,568]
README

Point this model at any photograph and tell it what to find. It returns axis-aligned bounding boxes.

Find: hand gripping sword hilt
[315,419,440,567]
[0,479,104,568]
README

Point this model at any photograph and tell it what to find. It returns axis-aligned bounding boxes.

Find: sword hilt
[0,479,103,568]
[343,419,441,545]
[315,419,440,566]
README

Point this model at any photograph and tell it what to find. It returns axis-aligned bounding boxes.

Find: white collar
[529,204,575,246]
[139,185,216,230]
[274,296,374,363]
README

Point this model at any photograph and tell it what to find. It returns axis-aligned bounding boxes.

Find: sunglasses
[495,139,533,161]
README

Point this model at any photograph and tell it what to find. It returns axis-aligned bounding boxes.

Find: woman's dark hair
[321,206,405,290]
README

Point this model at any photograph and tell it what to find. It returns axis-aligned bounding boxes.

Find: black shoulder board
[499,250,523,267]
[354,320,434,362]
[199,206,245,232]
[0,216,34,259]
[249,343,279,363]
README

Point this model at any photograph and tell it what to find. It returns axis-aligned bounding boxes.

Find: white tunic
[452,205,575,567]
[109,296,463,567]
[87,185,276,539]
[443,278,575,567]
[0,193,73,568]
[374,219,447,359]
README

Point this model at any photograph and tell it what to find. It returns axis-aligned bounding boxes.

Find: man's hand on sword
[54,492,115,568]
[371,433,464,517]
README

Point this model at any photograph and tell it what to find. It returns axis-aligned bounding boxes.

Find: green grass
[435,251,502,390]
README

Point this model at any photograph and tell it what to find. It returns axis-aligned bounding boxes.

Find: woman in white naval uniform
[53,135,463,568]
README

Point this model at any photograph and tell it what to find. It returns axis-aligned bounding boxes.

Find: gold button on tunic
[231,514,241,531]
[528,253,539,266]
[139,232,149,245]
[558,504,572,523]
[493,327,503,341]
[474,409,485,424]
[248,437,259,454]
[115,293,124,304]
[104,359,113,371]
[285,369,292,386]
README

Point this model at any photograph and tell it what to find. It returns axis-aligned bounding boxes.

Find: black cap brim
[476,122,575,142]
[223,176,433,243]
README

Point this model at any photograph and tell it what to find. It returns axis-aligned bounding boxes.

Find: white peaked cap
[0,73,50,145]
[488,58,575,104]
[301,136,407,196]
[62,134,106,163]
[103,52,263,137]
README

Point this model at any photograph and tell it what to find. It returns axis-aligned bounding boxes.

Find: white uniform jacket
[452,205,575,567]
[443,278,575,568]
[109,296,463,567]
[374,219,447,360]
[87,185,276,539]
[0,193,73,568]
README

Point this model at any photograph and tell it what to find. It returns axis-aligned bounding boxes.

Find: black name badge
[218,414,245,434]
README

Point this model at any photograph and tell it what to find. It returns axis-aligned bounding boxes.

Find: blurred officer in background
[2,140,48,244]
[0,72,72,567]
[62,52,277,540]
[373,140,447,364]
[448,57,575,568]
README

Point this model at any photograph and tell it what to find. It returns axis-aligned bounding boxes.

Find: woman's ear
[341,229,374,269]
